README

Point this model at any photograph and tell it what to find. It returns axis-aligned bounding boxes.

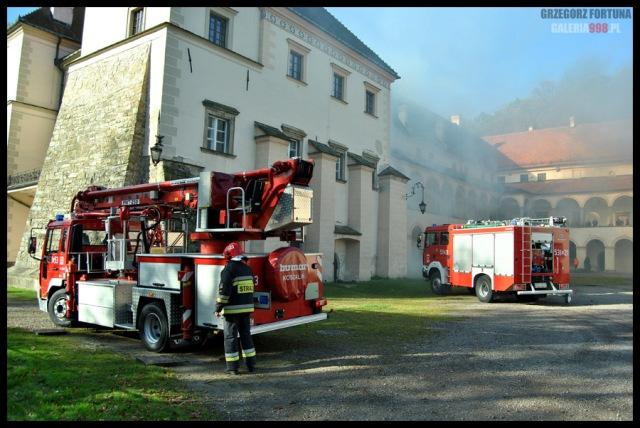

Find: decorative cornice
[202,99,240,116]
[335,225,362,236]
[261,8,391,89]
[308,140,341,157]
[378,165,410,181]
[254,121,292,141]
[347,152,376,169]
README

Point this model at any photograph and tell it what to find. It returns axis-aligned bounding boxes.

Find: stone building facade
[9,6,407,286]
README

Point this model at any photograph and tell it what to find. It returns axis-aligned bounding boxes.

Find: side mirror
[28,236,37,255]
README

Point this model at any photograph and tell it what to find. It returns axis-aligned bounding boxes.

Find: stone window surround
[363,150,381,190]
[205,7,237,50]
[128,7,145,37]
[201,99,239,157]
[281,124,307,158]
[329,140,348,183]
[287,38,310,84]
[364,81,380,117]
[331,62,350,104]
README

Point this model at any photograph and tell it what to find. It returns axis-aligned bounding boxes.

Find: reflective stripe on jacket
[215,260,255,315]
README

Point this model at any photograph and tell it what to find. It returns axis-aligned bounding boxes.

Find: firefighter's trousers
[223,314,256,371]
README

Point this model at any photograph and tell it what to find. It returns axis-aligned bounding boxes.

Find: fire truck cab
[420,217,573,304]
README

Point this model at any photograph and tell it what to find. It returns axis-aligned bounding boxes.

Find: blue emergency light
[258,295,269,305]
[55,214,64,221]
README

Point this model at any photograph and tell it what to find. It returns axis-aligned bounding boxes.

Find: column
[347,163,374,280]
[376,172,409,278]
[604,246,615,271]
[306,151,338,282]
[575,246,587,269]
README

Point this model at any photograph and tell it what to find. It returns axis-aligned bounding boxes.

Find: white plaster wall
[9,105,57,172]
[7,197,31,264]
[334,181,348,225]
[81,7,171,57]
[7,30,23,102]
[20,32,76,110]
[176,7,260,62]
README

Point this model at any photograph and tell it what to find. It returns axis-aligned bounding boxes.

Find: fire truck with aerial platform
[28,158,328,352]
[418,217,573,304]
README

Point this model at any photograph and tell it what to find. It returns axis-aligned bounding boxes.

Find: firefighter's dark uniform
[215,258,256,373]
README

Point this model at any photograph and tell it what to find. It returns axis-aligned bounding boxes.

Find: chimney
[50,7,74,25]
[528,126,533,132]
[450,115,460,126]
[569,116,575,128]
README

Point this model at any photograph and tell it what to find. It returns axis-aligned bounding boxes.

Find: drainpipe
[54,36,65,109]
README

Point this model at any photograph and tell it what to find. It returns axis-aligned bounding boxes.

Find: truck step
[113,323,136,330]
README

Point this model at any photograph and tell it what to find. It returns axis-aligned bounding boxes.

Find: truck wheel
[48,289,73,327]
[430,270,450,295]
[475,276,494,303]
[139,302,169,352]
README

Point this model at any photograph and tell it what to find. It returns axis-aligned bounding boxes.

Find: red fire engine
[419,217,573,304]
[28,158,327,352]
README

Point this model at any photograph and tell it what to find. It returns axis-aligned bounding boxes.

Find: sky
[8,7,633,119]
[326,7,633,119]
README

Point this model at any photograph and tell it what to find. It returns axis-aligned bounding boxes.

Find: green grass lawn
[261,278,455,351]
[570,274,633,286]
[8,286,37,301]
[7,328,218,421]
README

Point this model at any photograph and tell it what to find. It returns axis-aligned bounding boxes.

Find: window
[372,168,379,190]
[333,73,344,100]
[537,173,546,181]
[46,228,62,254]
[288,51,303,81]
[130,8,144,36]
[365,90,376,115]
[206,114,230,153]
[497,176,505,183]
[440,232,449,245]
[425,232,437,247]
[202,99,238,156]
[520,174,529,183]
[209,13,228,47]
[336,152,345,181]
[288,138,301,158]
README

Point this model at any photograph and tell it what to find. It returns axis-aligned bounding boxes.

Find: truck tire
[475,276,494,303]
[139,302,170,352]
[430,270,450,295]
[48,289,73,327]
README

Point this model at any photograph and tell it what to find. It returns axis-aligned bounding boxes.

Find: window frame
[208,12,229,47]
[288,138,301,158]
[332,73,345,100]
[365,90,376,115]
[201,100,239,157]
[520,174,529,183]
[129,7,145,36]
[335,152,346,181]
[330,63,350,103]
[286,39,310,84]
[205,114,230,154]
[288,50,304,81]
[537,173,547,182]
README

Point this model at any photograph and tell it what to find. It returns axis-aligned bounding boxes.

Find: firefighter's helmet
[223,242,246,260]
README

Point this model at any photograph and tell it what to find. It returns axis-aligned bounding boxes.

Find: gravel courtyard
[8,282,633,421]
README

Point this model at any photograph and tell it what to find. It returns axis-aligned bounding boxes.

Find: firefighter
[215,242,256,375]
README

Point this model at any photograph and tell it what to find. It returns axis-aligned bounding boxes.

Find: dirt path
[8,283,633,420]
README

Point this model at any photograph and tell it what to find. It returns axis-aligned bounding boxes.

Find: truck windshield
[425,232,437,247]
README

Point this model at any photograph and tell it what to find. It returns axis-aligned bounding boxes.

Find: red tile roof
[503,175,633,195]
[484,120,632,168]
